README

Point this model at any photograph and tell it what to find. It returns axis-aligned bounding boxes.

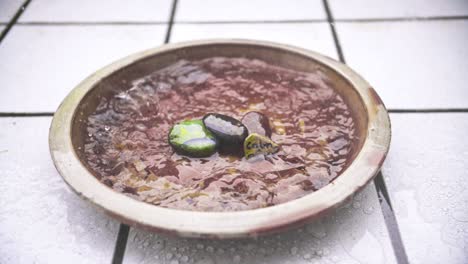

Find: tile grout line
[10,15,468,26]
[171,19,327,24]
[323,1,410,264]
[0,112,54,117]
[111,224,130,264]
[0,0,32,43]
[336,15,468,23]
[15,19,326,26]
[373,173,410,264]
[164,0,179,44]
[322,0,345,63]
[16,21,169,26]
[389,108,468,113]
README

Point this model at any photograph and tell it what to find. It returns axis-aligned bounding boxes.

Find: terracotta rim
[49,39,391,238]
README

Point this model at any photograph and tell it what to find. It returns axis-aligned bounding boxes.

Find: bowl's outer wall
[50,39,390,239]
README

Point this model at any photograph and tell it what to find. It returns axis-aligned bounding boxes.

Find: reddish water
[83,57,359,211]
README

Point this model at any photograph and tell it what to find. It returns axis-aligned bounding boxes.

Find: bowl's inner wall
[72,43,368,181]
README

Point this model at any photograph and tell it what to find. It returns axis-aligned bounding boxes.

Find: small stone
[203,113,248,154]
[244,133,280,159]
[241,111,272,137]
[169,120,217,157]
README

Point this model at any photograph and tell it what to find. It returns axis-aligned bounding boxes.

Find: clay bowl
[49,39,391,239]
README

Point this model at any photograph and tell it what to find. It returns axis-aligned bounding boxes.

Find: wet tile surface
[383,113,468,264]
[0,25,166,112]
[123,184,397,264]
[329,0,468,19]
[1,0,468,262]
[337,20,468,109]
[20,0,172,22]
[0,0,23,22]
[171,23,338,58]
[0,117,119,264]
[176,0,326,22]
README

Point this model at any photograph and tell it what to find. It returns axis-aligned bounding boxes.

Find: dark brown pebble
[203,113,248,155]
[241,111,272,137]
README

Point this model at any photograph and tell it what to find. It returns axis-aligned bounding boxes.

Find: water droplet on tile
[233,255,241,263]
[259,247,266,255]
[323,248,330,255]
[206,246,214,253]
[306,223,327,239]
[181,255,189,262]
[303,253,312,259]
[290,246,298,255]
[194,256,215,264]
[246,243,255,251]
[153,239,165,250]
[166,252,174,260]
[363,206,375,215]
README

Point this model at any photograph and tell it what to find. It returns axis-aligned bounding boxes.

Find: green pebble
[169,120,217,157]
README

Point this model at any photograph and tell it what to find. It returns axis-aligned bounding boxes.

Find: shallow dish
[49,39,390,238]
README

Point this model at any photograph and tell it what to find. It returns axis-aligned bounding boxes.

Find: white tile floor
[329,0,468,19]
[175,0,326,22]
[1,0,467,263]
[337,20,468,109]
[20,0,173,22]
[0,0,24,23]
[383,113,468,264]
[124,184,397,264]
[0,25,166,112]
[0,118,119,264]
[171,22,338,58]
